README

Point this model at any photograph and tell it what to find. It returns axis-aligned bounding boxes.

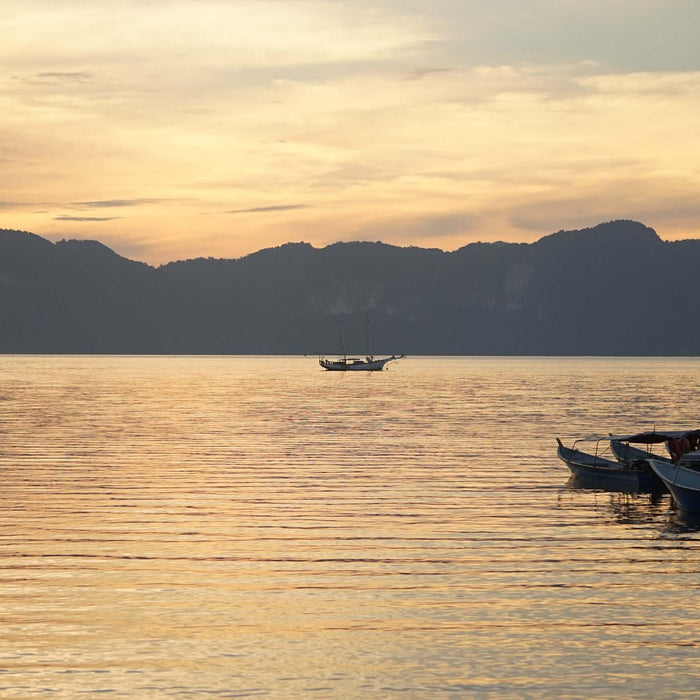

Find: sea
[1,355,700,699]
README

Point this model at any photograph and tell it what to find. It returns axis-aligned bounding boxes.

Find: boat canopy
[608,429,700,444]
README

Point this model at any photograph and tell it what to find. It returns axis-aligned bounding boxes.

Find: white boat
[556,438,661,491]
[319,313,404,372]
[648,455,700,512]
[608,429,700,465]
[319,354,403,371]
[558,429,700,492]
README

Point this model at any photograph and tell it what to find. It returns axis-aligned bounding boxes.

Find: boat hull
[647,459,700,512]
[557,441,661,492]
[319,355,400,371]
[566,464,659,492]
[609,439,672,465]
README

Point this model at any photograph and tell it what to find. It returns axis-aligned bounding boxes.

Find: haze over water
[2,355,700,698]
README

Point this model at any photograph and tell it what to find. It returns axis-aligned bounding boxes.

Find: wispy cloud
[507,180,700,235]
[55,216,123,222]
[3,199,158,212]
[227,204,310,214]
[34,72,93,83]
[71,199,161,208]
[2,1,700,264]
[402,67,452,81]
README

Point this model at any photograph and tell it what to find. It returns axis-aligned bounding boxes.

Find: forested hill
[1,220,698,355]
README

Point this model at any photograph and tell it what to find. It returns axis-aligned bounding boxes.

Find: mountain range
[0,220,698,355]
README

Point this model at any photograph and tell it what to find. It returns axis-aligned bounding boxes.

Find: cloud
[579,70,700,97]
[34,72,93,83]
[55,216,123,222]
[507,183,700,236]
[70,199,161,208]
[310,164,399,190]
[0,2,437,75]
[415,0,700,72]
[402,67,453,81]
[227,204,310,214]
[320,212,480,248]
[2,199,159,212]
[384,212,480,240]
[2,2,700,264]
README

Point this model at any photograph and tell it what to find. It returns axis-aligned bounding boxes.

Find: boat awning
[608,429,700,444]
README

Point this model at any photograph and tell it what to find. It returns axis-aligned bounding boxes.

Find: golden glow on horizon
[1,1,699,264]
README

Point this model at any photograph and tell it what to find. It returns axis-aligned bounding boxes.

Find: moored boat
[609,429,700,465]
[319,312,404,371]
[319,354,404,371]
[556,438,661,492]
[647,456,700,512]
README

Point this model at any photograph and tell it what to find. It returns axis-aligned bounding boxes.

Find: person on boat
[669,436,691,463]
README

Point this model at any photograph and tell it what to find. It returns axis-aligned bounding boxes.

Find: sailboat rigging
[319,312,404,371]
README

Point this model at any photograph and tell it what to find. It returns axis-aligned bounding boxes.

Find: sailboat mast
[366,311,373,359]
[339,319,346,360]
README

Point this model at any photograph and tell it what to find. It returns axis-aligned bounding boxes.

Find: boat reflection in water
[561,470,700,533]
[664,508,700,534]
[564,476,667,513]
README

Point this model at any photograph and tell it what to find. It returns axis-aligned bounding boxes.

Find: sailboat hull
[319,356,399,371]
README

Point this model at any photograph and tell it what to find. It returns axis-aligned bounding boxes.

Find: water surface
[1,356,700,698]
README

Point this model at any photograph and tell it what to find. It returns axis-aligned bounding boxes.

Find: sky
[1,0,700,264]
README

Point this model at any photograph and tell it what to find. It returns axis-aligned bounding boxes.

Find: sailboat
[319,313,404,371]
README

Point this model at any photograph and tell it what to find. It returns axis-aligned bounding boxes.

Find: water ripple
[2,356,700,697]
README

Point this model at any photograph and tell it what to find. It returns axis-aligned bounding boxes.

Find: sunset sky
[2,1,699,264]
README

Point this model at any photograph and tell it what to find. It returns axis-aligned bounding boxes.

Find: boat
[319,354,404,372]
[647,456,700,512]
[556,438,661,492]
[319,313,405,372]
[609,429,700,465]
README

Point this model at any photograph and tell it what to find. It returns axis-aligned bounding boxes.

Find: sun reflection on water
[2,356,700,697]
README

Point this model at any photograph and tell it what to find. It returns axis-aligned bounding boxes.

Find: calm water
[2,355,700,698]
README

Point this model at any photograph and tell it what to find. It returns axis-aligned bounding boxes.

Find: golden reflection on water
[2,356,700,697]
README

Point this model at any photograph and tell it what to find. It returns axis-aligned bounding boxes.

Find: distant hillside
[0,220,698,355]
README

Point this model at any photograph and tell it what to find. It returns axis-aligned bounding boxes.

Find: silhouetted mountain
[1,220,698,354]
